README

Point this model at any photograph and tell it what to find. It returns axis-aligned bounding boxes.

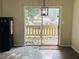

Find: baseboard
[14,43,24,47]
[59,44,71,47]
[72,46,79,53]
[72,46,79,54]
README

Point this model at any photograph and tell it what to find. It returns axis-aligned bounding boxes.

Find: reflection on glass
[25,8,59,26]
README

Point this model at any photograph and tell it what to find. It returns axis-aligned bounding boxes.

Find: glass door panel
[24,7,60,46]
[24,7,42,45]
[42,8,59,45]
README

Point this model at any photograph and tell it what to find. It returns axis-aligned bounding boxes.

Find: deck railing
[25,25,58,36]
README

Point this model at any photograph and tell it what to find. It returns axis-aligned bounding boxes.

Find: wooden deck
[25,36,58,45]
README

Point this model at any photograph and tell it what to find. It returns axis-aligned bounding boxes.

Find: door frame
[24,6,62,46]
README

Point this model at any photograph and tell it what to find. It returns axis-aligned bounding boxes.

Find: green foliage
[25,8,39,21]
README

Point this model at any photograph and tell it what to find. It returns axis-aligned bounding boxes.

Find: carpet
[39,46,63,50]
[0,46,42,59]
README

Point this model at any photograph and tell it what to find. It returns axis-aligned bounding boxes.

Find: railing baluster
[43,27,45,35]
[48,27,49,35]
[28,26,29,35]
[30,26,31,35]
[46,27,47,36]
[35,27,37,35]
[35,27,36,35]
[32,26,33,35]
[29,26,31,35]
[26,25,57,36]
[46,27,48,35]
[33,27,35,35]
[54,26,55,36]
[38,28,39,35]
[45,27,46,35]
[49,27,50,35]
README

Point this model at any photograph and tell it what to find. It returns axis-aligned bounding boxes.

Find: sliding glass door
[24,7,60,46]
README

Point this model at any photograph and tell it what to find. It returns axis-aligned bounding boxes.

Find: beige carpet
[0,46,42,59]
[39,46,63,50]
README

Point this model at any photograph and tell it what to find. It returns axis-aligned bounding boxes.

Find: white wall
[72,0,79,53]
[0,0,2,16]
[2,0,73,46]
[2,0,24,46]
